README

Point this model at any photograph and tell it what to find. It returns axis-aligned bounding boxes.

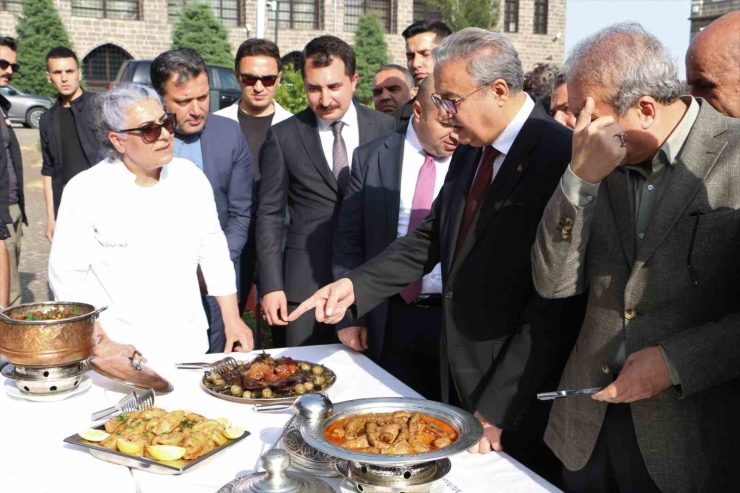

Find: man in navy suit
[151,48,253,353]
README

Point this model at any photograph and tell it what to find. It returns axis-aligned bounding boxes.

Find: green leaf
[274,64,308,115]
[353,13,389,106]
[171,2,233,67]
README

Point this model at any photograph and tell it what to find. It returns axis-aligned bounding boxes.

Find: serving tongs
[175,356,238,372]
[91,388,155,422]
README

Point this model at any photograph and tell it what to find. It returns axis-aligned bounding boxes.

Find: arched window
[82,44,133,92]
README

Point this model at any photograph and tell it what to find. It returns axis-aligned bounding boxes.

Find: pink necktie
[400,153,437,303]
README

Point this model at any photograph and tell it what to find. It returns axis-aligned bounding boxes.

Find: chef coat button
[601,363,611,374]
[445,291,453,300]
[624,308,636,320]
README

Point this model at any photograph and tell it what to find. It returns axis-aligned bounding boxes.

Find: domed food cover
[299,397,484,466]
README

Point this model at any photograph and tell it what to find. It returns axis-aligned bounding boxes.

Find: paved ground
[15,126,54,304]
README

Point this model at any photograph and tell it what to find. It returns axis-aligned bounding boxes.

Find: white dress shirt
[397,120,452,294]
[48,157,236,362]
[475,93,535,183]
[316,102,360,171]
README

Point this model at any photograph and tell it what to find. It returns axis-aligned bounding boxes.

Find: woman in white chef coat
[48,83,253,362]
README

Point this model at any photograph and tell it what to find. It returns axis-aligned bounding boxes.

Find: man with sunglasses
[288,29,584,484]
[40,47,101,245]
[151,48,253,354]
[216,39,292,325]
[0,37,26,308]
[257,36,394,348]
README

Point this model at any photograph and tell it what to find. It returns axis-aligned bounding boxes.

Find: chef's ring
[614,132,628,147]
[129,350,143,371]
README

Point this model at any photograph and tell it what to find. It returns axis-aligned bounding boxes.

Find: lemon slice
[222,426,244,439]
[116,438,143,455]
[148,445,187,461]
[79,429,110,442]
[214,416,231,427]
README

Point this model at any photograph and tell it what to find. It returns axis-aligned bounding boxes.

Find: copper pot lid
[89,351,173,395]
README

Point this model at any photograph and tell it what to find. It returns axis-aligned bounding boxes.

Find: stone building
[689,0,740,40]
[1,0,566,91]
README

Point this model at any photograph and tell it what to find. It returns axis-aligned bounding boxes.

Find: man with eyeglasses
[216,39,292,328]
[0,37,26,309]
[288,29,584,485]
[151,48,253,354]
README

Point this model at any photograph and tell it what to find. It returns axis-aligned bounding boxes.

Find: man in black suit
[290,28,583,484]
[41,47,100,245]
[257,36,394,347]
[151,48,254,353]
[333,77,458,400]
[394,20,452,129]
[0,37,26,308]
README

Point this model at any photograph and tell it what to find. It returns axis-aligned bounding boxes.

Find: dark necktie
[454,146,499,259]
[400,152,437,303]
[330,121,349,191]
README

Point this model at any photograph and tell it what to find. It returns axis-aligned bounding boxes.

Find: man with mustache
[372,64,416,115]
[257,36,394,347]
[0,37,26,308]
[40,46,101,245]
[333,76,458,400]
[151,48,253,353]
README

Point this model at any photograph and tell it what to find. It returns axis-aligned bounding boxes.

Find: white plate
[4,375,92,402]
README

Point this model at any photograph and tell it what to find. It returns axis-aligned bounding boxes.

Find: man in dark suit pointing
[289,28,584,484]
[257,36,394,347]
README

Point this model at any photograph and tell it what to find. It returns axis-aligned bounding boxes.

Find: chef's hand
[469,411,503,454]
[261,290,288,326]
[288,278,355,325]
[338,326,368,351]
[593,346,672,403]
[570,97,628,184]
[93,325,147,363]
[223,317,254,353]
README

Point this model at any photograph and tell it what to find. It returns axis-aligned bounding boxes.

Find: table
[0,345,561,493]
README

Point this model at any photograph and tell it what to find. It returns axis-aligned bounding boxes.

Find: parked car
[0,85,54,129]
[112,60,242,113]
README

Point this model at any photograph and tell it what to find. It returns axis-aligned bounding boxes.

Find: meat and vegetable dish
[12,307,80,321]
[202,352,336,400]
[88,408,238,461]
[325,411,458,454]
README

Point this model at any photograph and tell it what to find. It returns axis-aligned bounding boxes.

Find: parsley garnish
[181,421,194,429]
[118,413,128,422]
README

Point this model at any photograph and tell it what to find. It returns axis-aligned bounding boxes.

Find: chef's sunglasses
[0,59,19,73]
[239,73,279,87]
[117,113,176,143]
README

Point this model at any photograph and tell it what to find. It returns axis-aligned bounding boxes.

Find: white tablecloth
[0,345,561,493]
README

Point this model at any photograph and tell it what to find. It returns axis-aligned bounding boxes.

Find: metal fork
[174,356,238,373]
[91,388,155,422]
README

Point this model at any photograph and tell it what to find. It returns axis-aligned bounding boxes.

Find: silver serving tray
[199,363,337,405]
[63,425,251,474]
[300,397,484,465]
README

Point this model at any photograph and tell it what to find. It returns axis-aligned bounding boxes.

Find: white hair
[93,82,164,160]
[563,22,682,116]
[432,28,524,94]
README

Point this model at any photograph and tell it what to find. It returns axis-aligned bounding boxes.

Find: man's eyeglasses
[431,84,490,115]
[0,59,19,73]
[117,113,176,143]
[239,74,279,87]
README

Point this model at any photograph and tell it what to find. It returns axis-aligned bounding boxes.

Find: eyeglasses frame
[431,83,491,115]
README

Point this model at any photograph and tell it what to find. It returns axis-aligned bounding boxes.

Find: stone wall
[2,0,567,72]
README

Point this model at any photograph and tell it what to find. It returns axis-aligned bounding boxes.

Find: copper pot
[0,302,106,367]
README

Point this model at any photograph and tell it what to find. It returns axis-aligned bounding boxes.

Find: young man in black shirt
[40,46,99,243]
[215,39,292,319]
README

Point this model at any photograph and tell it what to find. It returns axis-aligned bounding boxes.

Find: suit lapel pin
[517,164,523,174]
